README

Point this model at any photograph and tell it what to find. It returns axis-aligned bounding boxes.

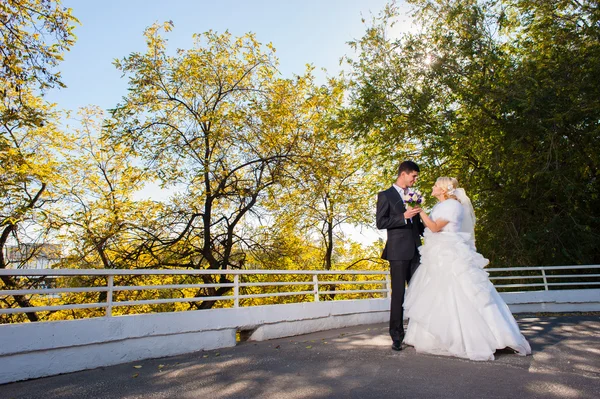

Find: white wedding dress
[403,198,531,361]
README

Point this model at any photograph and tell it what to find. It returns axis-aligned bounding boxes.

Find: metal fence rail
[0,269,391,317]
[0,265,598,318]
[486,265,600,290]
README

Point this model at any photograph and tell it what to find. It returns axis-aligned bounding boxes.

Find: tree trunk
[324,220,336,301]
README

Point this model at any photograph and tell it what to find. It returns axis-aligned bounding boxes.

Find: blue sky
[46,0,413,112]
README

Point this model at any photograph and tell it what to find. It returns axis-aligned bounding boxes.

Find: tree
[107,23,332,308]
[0,88,70,322]
[1,0,77,90]
[1,0,78,126]
[266,78,376,271]
[0,0,78,321]
[56,106,159,270]
[346,0,600,267]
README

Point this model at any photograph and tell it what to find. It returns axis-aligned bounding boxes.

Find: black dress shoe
[392,340,402,351]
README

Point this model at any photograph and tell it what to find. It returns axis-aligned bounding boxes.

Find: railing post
[234,274,239,308]
[106,274,114,317]
[313,274,319,302]
[541,268,549,291]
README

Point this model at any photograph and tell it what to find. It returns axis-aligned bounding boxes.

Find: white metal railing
[0,265,598,319]
[0,269,391,318]
[486,265,600,291]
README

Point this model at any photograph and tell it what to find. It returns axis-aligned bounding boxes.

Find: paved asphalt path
[1,313,599,399]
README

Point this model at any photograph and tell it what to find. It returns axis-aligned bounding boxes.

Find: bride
[403,177,531,361]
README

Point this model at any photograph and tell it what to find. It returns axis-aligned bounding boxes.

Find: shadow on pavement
[0,314,598,399]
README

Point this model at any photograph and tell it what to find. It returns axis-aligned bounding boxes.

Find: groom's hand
[404,207,421,219]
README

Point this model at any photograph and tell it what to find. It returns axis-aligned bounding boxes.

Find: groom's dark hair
[398,161,420,176]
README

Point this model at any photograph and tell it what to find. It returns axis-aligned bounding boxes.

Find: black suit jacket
[376,186,425,261]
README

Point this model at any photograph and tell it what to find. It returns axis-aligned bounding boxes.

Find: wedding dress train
[403,199,531,361]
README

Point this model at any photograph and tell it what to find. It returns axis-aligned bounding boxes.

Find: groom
[376,161,424,351]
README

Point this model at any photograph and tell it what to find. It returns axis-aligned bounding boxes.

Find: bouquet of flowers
[403,189,424,209]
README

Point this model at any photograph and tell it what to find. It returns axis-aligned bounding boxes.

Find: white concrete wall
[0,298,389,384]
[1,289,599,385]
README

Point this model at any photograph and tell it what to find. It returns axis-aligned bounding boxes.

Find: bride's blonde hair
[435,177,460,202]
